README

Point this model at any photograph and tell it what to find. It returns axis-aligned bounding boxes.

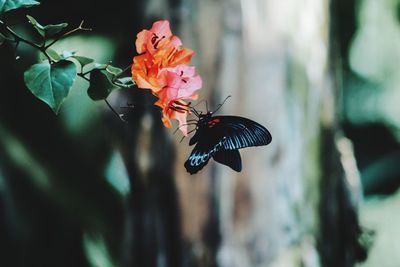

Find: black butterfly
[184,100,272,174]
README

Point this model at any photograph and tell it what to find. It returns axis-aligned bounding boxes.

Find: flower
[155,65,202,135]
[131,46,194,93]
[131,53,161,92]
[135,20,182,55]
[131,20,203,135]
[152,46,194,68]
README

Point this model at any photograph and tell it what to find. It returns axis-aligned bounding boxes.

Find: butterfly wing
[184,135,226,174]
[188,125,204,146]
[185,115,271,174]
[213,149,242,172]
[212,116,272,150]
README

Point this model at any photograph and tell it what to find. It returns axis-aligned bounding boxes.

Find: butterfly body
[184,112,272,174]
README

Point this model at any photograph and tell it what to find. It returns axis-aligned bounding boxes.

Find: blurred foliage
[0,2,128,266]
[339,0,400,265]
[342,0,400,196]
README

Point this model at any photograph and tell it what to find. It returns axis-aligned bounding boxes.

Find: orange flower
[131,47,194,93]
[153,46,194,68]
[131,53,161,92]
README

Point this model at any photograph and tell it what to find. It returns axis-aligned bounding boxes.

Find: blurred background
[0,0,399,266]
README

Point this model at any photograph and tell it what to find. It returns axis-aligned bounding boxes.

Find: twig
[0,19,41,49]
[77,73,90,82]
[104,99,126,122]
[0,19,53,62]
[45,20,92,49]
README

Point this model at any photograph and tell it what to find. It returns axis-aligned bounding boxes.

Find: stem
[0,19,41,49]
[45,20,91,49]
[77,73,90,82]
[116,64,132,78]
[104,99,126,122]
[0,19,53,62]
[110,64,134,88]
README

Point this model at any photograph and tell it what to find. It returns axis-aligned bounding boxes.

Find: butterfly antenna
[212,95,231,114]
[190,106,201,117]
[191,99,210,114]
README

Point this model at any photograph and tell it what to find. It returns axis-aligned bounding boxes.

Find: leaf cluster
[0,0,134,114]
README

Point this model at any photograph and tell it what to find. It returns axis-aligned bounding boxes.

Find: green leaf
[0,0,39,14]
[93,63,107,69]
[26,15,45,36]
[43,22,68,36]
[45,48,61,61]
[72,55,94,67]
[26,15,68,37]
[87,69,118,101]
[24,60,77,113]
[60,50,73,59]
[105,65,123,76]
[115,77,134,88]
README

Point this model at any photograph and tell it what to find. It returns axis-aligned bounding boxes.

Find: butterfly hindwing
[213,149,242,172]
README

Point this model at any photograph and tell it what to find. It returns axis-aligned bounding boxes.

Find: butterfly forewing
[184,135,226,174]
[208,116,271,150]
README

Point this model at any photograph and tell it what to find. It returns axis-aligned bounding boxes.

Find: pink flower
[155,65,203,135]
[135,20,182,55]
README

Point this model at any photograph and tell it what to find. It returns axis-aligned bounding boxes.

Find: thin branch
[0,19,41,49]
[104,99,126,122]
[0,19,53,62]
[45,20,92,49]
[77,73,90,82]
[115,64,132,78]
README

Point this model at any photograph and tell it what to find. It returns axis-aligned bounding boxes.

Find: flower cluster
[131,20,202,135]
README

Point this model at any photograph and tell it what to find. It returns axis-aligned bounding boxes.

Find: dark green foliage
[0,32,5,45]
[0,0,133,113]
[0,0,39,14]
[87,68,118,101]
[26,15,68,37]
[24,60,77,113]
[72,55,95,67]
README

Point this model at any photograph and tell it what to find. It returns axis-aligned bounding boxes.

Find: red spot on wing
[207,118,221,128]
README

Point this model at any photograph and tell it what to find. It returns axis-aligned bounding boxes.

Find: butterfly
[183,98,272,174]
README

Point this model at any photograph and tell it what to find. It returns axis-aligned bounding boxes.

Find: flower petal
[150,20,173,38]
[173,111,189,136]
[135,30,150,54]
